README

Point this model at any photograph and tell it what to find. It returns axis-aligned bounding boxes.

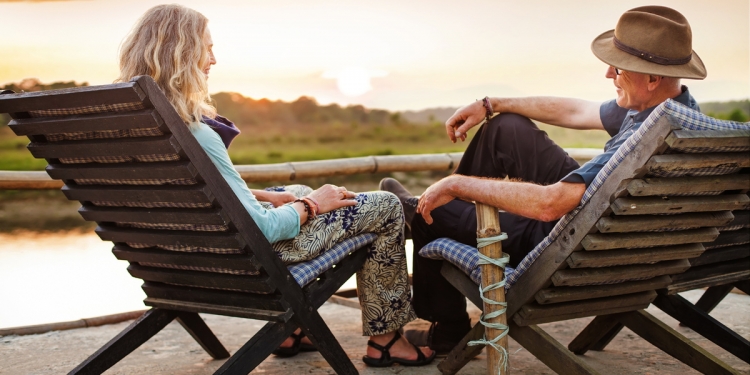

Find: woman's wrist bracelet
[305,196,320,215]
[293,198,315,219]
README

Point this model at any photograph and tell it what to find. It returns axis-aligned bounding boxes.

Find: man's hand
[416,175,586,225]
[445,101,487,143]
[417,175,461,224]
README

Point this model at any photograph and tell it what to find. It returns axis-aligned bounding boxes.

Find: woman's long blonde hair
[118,4,216,124]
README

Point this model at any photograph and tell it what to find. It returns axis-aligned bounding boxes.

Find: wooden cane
[476,202,509,375]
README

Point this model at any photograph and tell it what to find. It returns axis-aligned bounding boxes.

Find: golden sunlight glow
[0,0,747,110]
[323,67,388,97]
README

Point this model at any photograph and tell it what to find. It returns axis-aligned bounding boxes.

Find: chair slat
[703,229,750,249]
[144,298,290,322]
[80,206,225,225]
[646,153,750,173]
[46,161,197,181]
[665,129,750,149]
[689,245,750,267]
[128,264,271,293]
[581,228,718,250]
[611,194,750,215]
[0,82,145,113]
[626,175,750,196]
[96,225,240,249]
[596,211,733,233]
[551,259,690,287]
[668,271,750,295]
[535,276,671,305]
[28,136,178,159]
[113,245,258,273]
[141,282,286,315]
[514,291,656,326]
[9,109,162,135]
[667,260,750,294]
[568,243,704,268]
[726,210,750,228]
[62,184,213,204]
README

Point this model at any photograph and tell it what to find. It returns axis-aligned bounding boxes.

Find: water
[0,232,414,329]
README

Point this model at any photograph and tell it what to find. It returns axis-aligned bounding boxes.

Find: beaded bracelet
[305,196,320,215]
[293,198,316,219]
[482,96,493,122]
[303,197,318,218]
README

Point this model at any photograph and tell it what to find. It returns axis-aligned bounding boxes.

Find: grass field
[0,121,611,233]
[0,117,615,232]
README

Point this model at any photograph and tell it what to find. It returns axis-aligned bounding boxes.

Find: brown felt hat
[591,6,707,79]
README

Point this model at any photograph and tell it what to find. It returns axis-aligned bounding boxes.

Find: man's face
[606,66,652,111]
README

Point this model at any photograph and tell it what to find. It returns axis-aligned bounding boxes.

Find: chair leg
[694,284,734,314]
[733,280,750,295]
[69,308,177,375]
[175,312,230,359]
[298,312,359,375]
[616,310,739,375]
[437,322,485,375]
[568,314,622,355]
[510,322,600,375]
[214,321,295,375]
[653,294,750,364]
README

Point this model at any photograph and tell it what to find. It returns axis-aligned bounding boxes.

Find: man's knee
[486,112,539,137]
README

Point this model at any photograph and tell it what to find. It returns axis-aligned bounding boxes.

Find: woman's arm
[251,189,297,207]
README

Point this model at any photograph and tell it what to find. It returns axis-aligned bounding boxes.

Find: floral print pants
[263,185,417,336]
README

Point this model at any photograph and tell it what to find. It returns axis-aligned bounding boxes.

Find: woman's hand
[307,184,357,214]
[252,189,297,207]
[266,191,297,207]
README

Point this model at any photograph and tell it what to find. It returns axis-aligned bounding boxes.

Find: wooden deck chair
[0,76,376,375]
[415,100,749,375]
[576,208,750,364]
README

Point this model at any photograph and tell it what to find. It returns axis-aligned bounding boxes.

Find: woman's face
[203,28,216,78]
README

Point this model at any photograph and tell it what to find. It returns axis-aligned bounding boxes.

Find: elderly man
[380,5,706,354]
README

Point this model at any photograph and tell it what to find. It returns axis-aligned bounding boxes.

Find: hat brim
[591,30,707,79]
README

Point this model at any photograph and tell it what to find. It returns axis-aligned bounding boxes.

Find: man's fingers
[421,209,433,225]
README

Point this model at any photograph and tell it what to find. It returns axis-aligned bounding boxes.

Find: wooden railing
[0,149,601,190]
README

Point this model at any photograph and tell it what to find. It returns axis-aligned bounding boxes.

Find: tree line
[1,79,748,130]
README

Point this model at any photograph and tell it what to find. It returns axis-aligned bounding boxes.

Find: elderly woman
[116,4,434,367]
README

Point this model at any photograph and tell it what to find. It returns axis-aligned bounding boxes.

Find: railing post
[476,202,509,375]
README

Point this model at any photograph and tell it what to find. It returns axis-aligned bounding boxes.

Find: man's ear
[647,75,662,91]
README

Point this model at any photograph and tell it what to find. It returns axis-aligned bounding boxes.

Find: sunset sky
[1,0,748,111]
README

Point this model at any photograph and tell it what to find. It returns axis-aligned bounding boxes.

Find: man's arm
[446,96,604,142]
[417,175,586,224]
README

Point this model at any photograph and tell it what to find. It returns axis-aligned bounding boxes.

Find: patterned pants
[263,185,417,336]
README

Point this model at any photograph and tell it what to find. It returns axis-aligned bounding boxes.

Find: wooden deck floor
[1,289,748,374]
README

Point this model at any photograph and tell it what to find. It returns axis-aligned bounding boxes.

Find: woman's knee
[361,191,403,224]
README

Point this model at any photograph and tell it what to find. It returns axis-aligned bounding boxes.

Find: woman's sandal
[362,330,437,367]
[272,330,317,357]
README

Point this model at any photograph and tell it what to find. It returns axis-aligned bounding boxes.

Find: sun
[323,67,387,97]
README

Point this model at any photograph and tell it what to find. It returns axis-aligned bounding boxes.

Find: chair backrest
[505,100,750,326]
[0,76,346,322]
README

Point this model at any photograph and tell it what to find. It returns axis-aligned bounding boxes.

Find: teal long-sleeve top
[190,121,301,243]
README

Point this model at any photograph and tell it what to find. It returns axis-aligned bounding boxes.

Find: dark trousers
[411,113,580,325]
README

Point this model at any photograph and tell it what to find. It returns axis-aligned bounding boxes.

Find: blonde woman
[117,4,435,367]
